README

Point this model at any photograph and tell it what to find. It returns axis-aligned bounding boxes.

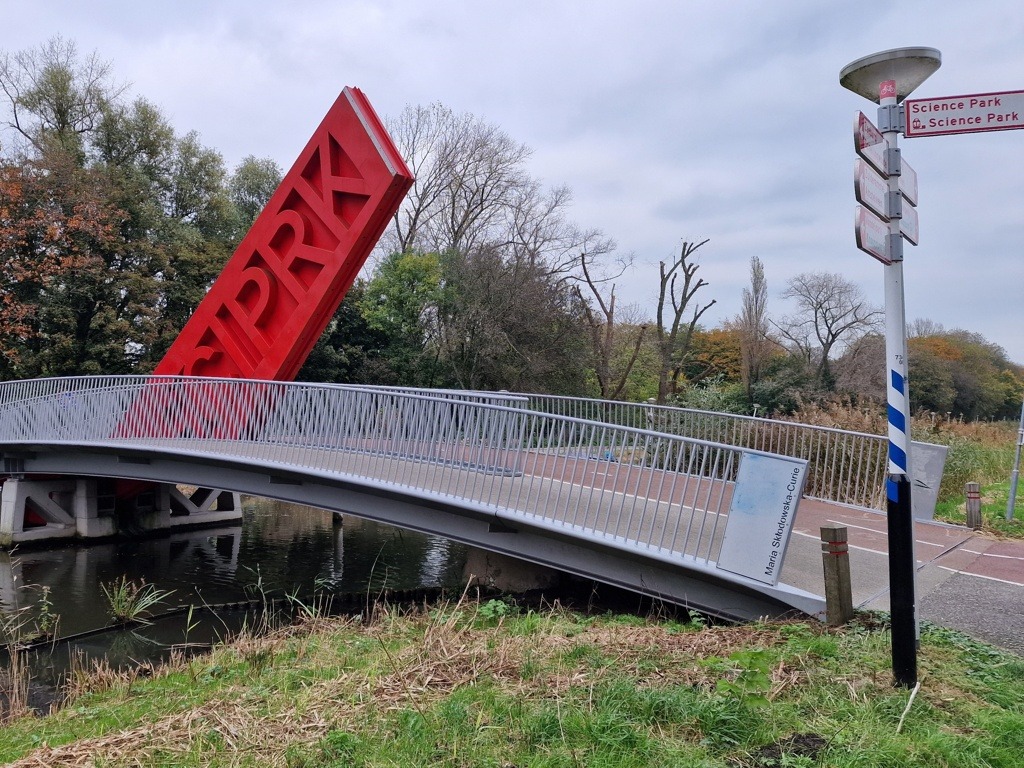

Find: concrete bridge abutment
[0,477,242,548]
[462,548,565,594]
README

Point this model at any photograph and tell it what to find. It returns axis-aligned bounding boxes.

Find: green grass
[3,605,1024,766]
[934,436,1015,501]
[912,428,1024,537]
[933,479,1024,537]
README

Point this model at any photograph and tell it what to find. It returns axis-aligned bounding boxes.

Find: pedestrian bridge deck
[0,377,836,620]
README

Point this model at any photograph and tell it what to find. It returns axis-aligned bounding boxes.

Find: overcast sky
[4,1,1023,364]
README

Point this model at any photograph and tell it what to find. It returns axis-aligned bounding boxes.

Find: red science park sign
[905,89,1024,137]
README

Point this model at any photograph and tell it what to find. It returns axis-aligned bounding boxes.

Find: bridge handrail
[329,386,892,510]
[0,376,800,577]
[517,393,890,510]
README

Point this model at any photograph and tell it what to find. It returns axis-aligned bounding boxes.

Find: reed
[100,577,175,625]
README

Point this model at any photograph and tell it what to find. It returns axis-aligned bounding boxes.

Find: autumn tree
[922,330,1021,420]
[654,238,716,404]
[0,153,157,377]
[0,162,65,375]
[685,326,743,384]
[0,37,279,377]
[832,322,1023,422]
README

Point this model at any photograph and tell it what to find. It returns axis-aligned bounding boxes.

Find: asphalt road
[782,498,1024,654]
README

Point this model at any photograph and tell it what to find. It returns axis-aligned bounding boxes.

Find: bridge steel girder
[2,443,826,623]
[155,87,413,381]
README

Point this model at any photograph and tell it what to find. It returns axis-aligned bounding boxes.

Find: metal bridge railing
[346,387,892,510]
[0,376,792,571]
[517,393,891,511]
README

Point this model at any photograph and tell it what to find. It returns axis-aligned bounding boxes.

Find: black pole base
[887,473,917,687]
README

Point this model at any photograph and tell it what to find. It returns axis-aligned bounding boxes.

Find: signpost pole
[841,47,941,689]
[878,79,918,688]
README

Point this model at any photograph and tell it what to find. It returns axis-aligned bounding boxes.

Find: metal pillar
[1007,400,1024,521]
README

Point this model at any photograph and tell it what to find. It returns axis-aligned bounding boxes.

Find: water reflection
[1,498,468,689]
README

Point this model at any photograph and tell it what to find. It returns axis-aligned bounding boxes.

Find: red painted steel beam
[155,87,413,380]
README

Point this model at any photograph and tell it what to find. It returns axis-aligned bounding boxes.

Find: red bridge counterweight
[156,87,413,380]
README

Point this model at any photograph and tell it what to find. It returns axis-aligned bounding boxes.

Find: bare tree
[384,103,530,255]
[654,239,716,404]
[575,248,647,400]
[833,333,885,398]
[382,103,602,277]
[774,271,882,389]
[737,255,772,402]
[909,317,946,338]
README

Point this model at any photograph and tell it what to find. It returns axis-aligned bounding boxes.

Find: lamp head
[841,47,941,103]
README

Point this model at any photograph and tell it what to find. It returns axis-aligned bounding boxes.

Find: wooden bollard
[965,482,982,530]
[820,525,854,626]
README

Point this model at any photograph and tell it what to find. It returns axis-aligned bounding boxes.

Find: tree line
[0,37,282,378]
[2,38,1020,423]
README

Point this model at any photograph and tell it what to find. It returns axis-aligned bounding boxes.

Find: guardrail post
[965,482,982,530]
[820,525,854,626]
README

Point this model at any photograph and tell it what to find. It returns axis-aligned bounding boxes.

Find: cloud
[3,0,1023,362]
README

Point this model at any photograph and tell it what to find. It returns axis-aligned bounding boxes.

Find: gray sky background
[4,1,1023,363]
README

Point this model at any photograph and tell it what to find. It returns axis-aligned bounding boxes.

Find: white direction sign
[855,206,891,265]
[900,203,919,246]
[854,162,919,247]
[854,159,890,220]
[853,112,918,204]
[905,89,1024,137]
[855,111,886,174]
[900,158,918,206]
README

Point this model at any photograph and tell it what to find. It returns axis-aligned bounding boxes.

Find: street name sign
[905,89,1024,137]
[855,206,892,265]
[716,454,808,586]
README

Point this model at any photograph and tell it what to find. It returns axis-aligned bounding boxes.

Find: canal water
[1,497,469,702]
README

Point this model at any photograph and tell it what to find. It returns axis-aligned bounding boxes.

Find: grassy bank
[3,600,1023,767]
[934,479,1024,537]
[921,426,1024,536]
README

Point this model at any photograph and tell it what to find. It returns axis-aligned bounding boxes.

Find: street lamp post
[841,47,941,688]
[1008,400,1024,521]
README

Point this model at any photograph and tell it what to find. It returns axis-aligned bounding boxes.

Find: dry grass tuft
[62,651,165,704]
[6,698,334,767]
[3,609,821,766]
[1,648,31,724]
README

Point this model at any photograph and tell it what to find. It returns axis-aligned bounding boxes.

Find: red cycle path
[790,497,1024,587]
